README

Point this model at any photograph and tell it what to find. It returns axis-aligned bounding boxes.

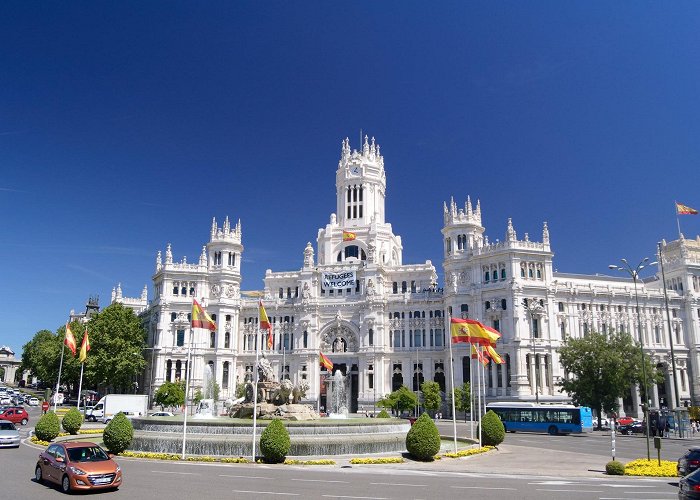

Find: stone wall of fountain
[130,418,411,456]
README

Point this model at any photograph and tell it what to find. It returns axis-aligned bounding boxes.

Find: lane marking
[292,479,349,483]
[322,496,388,499]
[451,486,517,490]
[220,474,272,479]
[370,482,427,487]
[536,489,603,493]
[233,490,299,496]
[151,470,200,475]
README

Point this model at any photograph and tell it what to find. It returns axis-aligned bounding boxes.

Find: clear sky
[2,2,699,355]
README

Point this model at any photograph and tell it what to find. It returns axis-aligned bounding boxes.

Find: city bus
[486,402,593,435]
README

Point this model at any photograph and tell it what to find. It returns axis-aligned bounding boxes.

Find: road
[0,405,686,499]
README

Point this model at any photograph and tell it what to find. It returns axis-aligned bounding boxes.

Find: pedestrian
[692,421,697,435]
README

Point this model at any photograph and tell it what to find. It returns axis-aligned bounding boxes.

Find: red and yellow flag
[484,345,505,364]
[259,300,273,349]
[192,299,216,331]
[471,344,488,366]
[78,328,90,363]
[676,201,699,215]
[342,230,356,241]
[320,352,333,371]
[64,324,77,356]
[450,318,500,347]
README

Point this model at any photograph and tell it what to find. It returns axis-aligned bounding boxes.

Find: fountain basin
[129,418,410,457]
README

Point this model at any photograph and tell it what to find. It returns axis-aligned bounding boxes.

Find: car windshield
[0,422,16,431]
[67,446,110,462]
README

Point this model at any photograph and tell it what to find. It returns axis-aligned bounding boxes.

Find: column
[538,354,547,397]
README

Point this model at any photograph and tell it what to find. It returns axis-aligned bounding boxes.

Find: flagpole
[477,347,482,449]
[447,312,458,454]
[53,330,67,412]
[77,362,85,415]
[181,325,193,460]
[676,203,682,238]
[469,343,474,441]
[251,303,261,462]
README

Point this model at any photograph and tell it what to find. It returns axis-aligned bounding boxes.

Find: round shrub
[103,412,134,454]
[606,460,625,475]
[35,411,61,442]
[405,413,441,461]
[480,410,505,446]
[61,407,83,435]
[377,410,391,418]
[259,419,290,463]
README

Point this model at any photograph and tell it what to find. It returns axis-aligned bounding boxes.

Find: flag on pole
[676,201,699,215]
[484,345,505,364]
[259,300,273,349]
[64,324,77,356]
[471,344,488,366]
[342,230,356,241]
[192,299,216,331]
[78,328,90,363]
[450,318,500,346]
[320,352,334,371]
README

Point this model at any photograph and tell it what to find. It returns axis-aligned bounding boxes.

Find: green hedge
[405,413,441,461]
[35,411,61,442]
[376,410,390,418]
[480,410,505,446]
[605,460,625,475]
[61,408,83,435]
[259,419,290,464]
[103,413,134,454]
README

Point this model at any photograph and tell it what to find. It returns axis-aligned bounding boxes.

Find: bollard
[654,436,662,466]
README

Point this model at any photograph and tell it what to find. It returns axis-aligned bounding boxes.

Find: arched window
[501,299,507,310]
[303,330,308,348]
[222,362,229,389]
[501,268,506,280]
[484,271,490,282]
[392,282,398,294]
[492,270,498,281]
[460,304,469,318]
[224,332,230,349]
[166,360,172,382]
[401,281,407,293]
[170,312,177,322]
[369,328,374,346]
[345,245,359,259]
[485,301,491,310]
[210,331,216,348]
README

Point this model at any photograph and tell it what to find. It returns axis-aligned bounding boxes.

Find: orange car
[35,441,122,493]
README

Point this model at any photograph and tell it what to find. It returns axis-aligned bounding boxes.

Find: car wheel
[21,418,28,425]
[61,475,71,494]
[35,465,43,483]
[548,425,558,436]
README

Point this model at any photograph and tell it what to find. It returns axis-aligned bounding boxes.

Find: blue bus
[486,402,593,435]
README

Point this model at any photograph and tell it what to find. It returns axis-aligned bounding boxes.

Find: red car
[0,407,28,425]
[617,416,636,426]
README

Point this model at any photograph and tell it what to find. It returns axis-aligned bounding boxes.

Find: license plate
[94,478,111,484]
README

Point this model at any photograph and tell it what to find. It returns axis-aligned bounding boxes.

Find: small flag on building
[676,201,699,215]
[192,299,217,331]
[320,352,334,371]
[342,230,356,241]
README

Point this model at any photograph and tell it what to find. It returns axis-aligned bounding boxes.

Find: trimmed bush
[61,407,83,435]
[480,410,505,447]
[259,419,290,464]
[103,412,134,454]
[606,460,625,475]
[376,410,391,418]
[35,411,61,442]
[405,413,441,461]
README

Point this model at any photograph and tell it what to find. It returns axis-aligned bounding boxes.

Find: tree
[452,382,471,421]
[421,381,442,416]
[558,330,662,429]
[82,303,147,393]
[154,381,185,410]
[378,386,418,415]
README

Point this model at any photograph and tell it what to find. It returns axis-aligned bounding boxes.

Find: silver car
[0,419,20,448]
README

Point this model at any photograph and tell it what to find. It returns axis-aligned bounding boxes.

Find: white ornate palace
[122,137,700,418]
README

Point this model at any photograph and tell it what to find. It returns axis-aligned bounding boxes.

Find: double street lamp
[609,257,656,461]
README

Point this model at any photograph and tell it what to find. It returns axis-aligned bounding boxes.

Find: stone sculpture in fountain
[227,355,318,420]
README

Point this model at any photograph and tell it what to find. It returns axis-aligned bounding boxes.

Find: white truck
[86,394,148,423]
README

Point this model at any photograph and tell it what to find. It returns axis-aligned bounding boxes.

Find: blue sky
[2,2,699,355]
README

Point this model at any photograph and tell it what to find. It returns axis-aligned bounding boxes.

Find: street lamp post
[609,257,656,461]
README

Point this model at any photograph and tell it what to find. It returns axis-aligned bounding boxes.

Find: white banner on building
[322,271,356,290]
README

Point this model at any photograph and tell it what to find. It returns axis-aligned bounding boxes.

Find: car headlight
[69,466,87,475]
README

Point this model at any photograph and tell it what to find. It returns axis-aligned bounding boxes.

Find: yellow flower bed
[283,459,336,465]
[120,451,181,461]
[442,445,494,458]
[118,451,251,463]
[30,436,50,446]
[624,459,677,477]
[78,429,105,435]
[220,457,250,463]
[349,457,404,464]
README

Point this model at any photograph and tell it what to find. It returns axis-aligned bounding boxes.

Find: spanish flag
[471,344,488,366]
[450,318,500,347]
[342,230,356,241]
[259,300,273,349]
[320,352,333,371]
[192,299,216,331]
[64,324,77,356]
[676,201,699,215]
[78,328,90,363]
[484,345,505,364]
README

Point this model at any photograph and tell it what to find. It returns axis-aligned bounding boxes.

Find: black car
[618,422,646,435]
[679,467,700,499]
[679,447,700,476]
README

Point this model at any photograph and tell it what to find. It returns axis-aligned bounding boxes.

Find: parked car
[149,411,174,417]
[616,416,637,426]
[0,396,10,406]
[618,422,645,435]
[679,447,700,477]
[35,441,122,493]
[0,420,21,448]
[27,397,39,406]
[0,407,28,426]
[679,466,700,499]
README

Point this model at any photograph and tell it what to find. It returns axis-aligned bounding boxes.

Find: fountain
[326,370,349,418]
[194,364,216,419]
